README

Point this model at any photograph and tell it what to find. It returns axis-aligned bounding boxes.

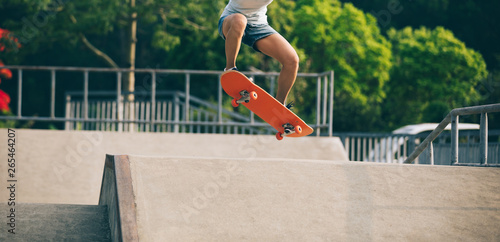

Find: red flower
[0,28,16,113]
[0,28,21,52]
[0,69,12,79]
[0,28,8,52]
[0,89,11,112]
[0,60,12,80]
[0,60,12,81]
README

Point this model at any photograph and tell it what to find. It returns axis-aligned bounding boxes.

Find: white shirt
[221,0,274,25]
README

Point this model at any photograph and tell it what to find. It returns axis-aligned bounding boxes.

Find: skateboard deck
[220,70,314,140]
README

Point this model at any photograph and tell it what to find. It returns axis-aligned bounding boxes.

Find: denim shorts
[218,15,278,52]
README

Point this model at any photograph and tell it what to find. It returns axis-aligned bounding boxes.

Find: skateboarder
[218,0,298,107]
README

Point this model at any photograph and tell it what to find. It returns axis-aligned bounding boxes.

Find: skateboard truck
[231,90,258,107]
[276,123,303,140]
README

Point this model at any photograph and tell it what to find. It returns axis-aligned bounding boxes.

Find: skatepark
[1,128,499,241]
[1,0,500,240]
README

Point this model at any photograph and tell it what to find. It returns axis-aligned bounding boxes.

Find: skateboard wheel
[295,125,303,134]
[276,132,284,141]
[250,91,258,100]
[231,98,239,107]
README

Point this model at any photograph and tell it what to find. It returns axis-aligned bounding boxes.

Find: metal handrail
[0,65,335,136]
[0,65,331,77]
[404,103,500,165]
[65,90,253,122]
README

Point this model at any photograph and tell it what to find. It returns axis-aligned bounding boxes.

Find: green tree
[344,0,500,129]
[1,0,229,127]
[1,0,220,94]
[293,0,392,131]
[384,26,488,129]
[344,0,500,71]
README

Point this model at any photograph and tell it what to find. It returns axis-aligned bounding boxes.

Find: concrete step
[0,203,110,242]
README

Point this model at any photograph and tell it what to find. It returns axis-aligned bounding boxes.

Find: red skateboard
[220,70,314,140]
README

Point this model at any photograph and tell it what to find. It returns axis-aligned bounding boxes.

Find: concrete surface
[0,129,347,205]
[104,154,500,241]
[0,203,110,241]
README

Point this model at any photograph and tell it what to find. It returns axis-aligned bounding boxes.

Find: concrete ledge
[99,155,139,242]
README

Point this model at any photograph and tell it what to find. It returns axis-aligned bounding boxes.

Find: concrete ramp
[0,129,347,205]
[101,154,500,241]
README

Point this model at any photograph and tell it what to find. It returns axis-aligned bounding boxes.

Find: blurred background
[0,0,498,132]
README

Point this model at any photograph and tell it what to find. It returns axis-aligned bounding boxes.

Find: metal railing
[337,130,500,165]
[335,133,414,163]
[404,104,500,166]
[64,90,272,134]
[0,66,335,136]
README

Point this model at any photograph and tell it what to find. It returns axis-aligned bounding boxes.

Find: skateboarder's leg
[222,14,247,71]
[254,33,299,105]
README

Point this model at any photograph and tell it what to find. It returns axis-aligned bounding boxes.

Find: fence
[0,66,334,136]
[336,129,500,165]
[64,90,271,134]
[335,133,415,163]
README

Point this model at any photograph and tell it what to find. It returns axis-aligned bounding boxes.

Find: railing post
[451,115,459,165]
[185,73,190,123]
[385,137,390,163]
[316,76,321,136]
[363,137,368,162]
[357,137,361,162]
[65,95,71,130]
[388,137,393,163]
[17,69,22,118]
[83,70,89,126]
[344,137,350,160]
[480,112,488,165]
[250,75,255,125]
[50,69,56,119]
[414,138,420,164]
[329,71,334,137]
[322,75,328,127]
[368,137,373,162]
[117,72,123,132]
[174,93,180,133]
[354,136,358,161]
[218,74,222,125]
[151,71,157,132]
[429,141,434,165]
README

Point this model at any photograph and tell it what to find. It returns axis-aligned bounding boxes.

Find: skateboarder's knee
[282,52,299,70]
[224,14,247,36]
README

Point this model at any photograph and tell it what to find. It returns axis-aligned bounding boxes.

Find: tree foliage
[383,26,488,128]
[293,0,392,131]
[345,0,500,70]
[0,0,494,131]
[345,0,500,129]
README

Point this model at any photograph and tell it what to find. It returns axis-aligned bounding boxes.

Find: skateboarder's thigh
[255,34,299,67]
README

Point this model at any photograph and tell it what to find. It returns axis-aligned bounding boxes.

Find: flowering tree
[0,61,12,113]
[0,28,17,114]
